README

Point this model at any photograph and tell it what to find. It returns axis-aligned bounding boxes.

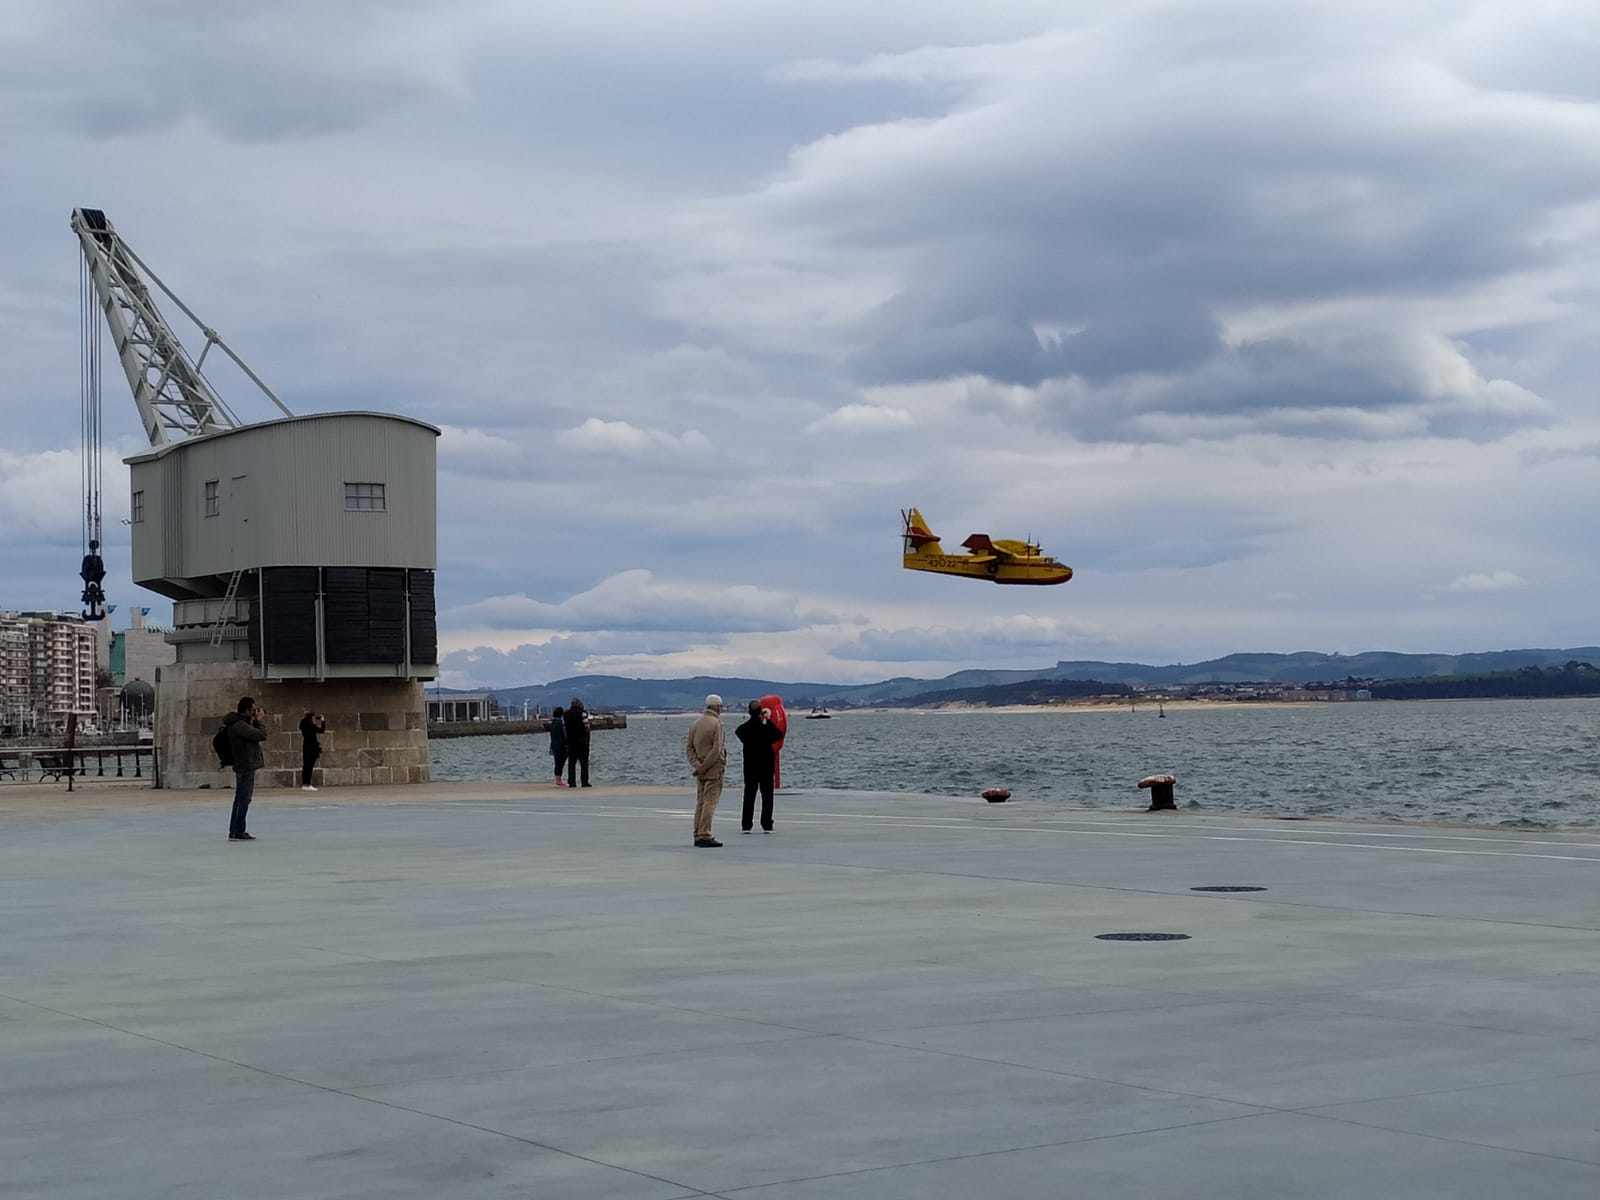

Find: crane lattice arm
[72,208,294,447]
[72,207,296,618]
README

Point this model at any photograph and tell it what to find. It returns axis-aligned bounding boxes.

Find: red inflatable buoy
[760,694,788,788]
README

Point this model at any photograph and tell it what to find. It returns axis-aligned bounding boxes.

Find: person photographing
[298,710,326,791]
[224,697,269,841]
[736,701,783,833]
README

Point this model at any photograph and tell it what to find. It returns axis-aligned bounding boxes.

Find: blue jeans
[230,767,257,837]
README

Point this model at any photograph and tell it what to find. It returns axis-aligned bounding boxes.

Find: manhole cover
[1190,886,1267,892]
[1095,932,1191,941]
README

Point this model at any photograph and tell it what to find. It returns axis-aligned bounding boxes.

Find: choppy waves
[430,697,1600,829]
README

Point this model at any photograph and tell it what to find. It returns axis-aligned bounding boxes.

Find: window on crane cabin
[344,482,386,512]
[203,480,219,517]
[131,491,145,523]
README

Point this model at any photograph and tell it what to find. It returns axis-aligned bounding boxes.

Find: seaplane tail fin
[902,507,943,553]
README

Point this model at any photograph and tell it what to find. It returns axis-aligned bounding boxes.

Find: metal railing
[0,745,154,785]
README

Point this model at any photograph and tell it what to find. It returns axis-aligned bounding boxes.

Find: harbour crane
[71,208,440,789]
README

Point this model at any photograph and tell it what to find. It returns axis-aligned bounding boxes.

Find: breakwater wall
[427,714,629,740]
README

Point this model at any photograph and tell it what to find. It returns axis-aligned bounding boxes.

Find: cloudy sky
[3,0,1596,688]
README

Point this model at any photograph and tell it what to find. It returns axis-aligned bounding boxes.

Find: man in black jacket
[563,698,591,787]
[224,696,269,841]
[735,701,784,833]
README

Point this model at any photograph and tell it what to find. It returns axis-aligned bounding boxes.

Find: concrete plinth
[154,661,429,789]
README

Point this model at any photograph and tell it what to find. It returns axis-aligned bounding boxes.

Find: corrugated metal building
[124,412,440,681]
[127,411,437,591]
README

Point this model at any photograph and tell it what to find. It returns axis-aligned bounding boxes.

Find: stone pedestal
[154,661,429,790]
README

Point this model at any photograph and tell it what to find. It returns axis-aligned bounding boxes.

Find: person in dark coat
[735,701,784,833]
[548,705,569,787]
[224,696,268,841]
[563,698,591,787]
[298,710,325,791]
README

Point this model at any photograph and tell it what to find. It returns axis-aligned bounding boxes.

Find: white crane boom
[71,207,293,446]
[72,207,296,617]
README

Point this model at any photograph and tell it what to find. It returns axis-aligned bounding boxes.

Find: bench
[34,753,79,783]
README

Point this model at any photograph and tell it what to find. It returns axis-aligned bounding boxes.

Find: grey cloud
[835,617,1096,664]
[852,315,1045,387]
[1519,441,1600,466]
[441,571,849,635]
[1026,332,1552,444]
[1065,503,1289,573]
[718,7,1598,440]
[440,632,683,690]
[853,299,1222,388]
[4,1,471,143]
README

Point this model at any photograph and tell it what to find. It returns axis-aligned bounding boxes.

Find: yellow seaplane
[901,507,1073,586]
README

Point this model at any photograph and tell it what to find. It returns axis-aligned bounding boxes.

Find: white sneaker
[301,785,318,792]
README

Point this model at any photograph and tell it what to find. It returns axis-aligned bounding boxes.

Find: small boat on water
[806,705,832,720]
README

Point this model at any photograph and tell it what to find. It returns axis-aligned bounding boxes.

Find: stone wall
[155,662,429,790]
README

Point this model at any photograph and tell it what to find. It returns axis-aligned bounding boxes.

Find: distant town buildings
[105,606,176,691]
[0,610,99,733]
[1130,681,1377,702]
[427,692,497,723]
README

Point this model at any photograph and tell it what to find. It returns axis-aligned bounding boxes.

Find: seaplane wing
[902,507,1073,587]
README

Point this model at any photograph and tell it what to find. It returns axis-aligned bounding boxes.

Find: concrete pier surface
[3,781,1596,1199]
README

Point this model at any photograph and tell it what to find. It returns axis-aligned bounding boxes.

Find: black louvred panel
[366,569,406,662]
[323,567,370,663]
[260,568,317,665]
[408,570,437,665]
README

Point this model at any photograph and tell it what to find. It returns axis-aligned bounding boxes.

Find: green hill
[459,647,1600,711]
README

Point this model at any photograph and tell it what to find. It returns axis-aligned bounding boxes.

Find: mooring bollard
[1138,773,1177,811]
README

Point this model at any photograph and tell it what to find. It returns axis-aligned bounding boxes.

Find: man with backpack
[218,696,269,841]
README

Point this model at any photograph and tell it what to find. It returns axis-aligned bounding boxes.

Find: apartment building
[0,610,99,733]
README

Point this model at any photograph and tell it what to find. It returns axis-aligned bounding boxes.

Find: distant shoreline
[630,695,1594,718]
[896,699,1300,713]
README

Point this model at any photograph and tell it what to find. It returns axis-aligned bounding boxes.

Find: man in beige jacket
[686,694,727,847]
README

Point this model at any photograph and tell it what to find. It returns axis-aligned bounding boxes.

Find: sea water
[428,697,1600,829]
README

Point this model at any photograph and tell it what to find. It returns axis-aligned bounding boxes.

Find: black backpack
[213,723,234,768]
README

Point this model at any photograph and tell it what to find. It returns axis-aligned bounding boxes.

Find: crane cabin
[125,413,439,679]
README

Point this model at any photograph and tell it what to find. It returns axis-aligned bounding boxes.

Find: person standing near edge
[686,694,726,847]
[735,701,783,834]
[548,705,569,787]
[225,696,268,841]
[563,698,591,787]
[298,710,325,792]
